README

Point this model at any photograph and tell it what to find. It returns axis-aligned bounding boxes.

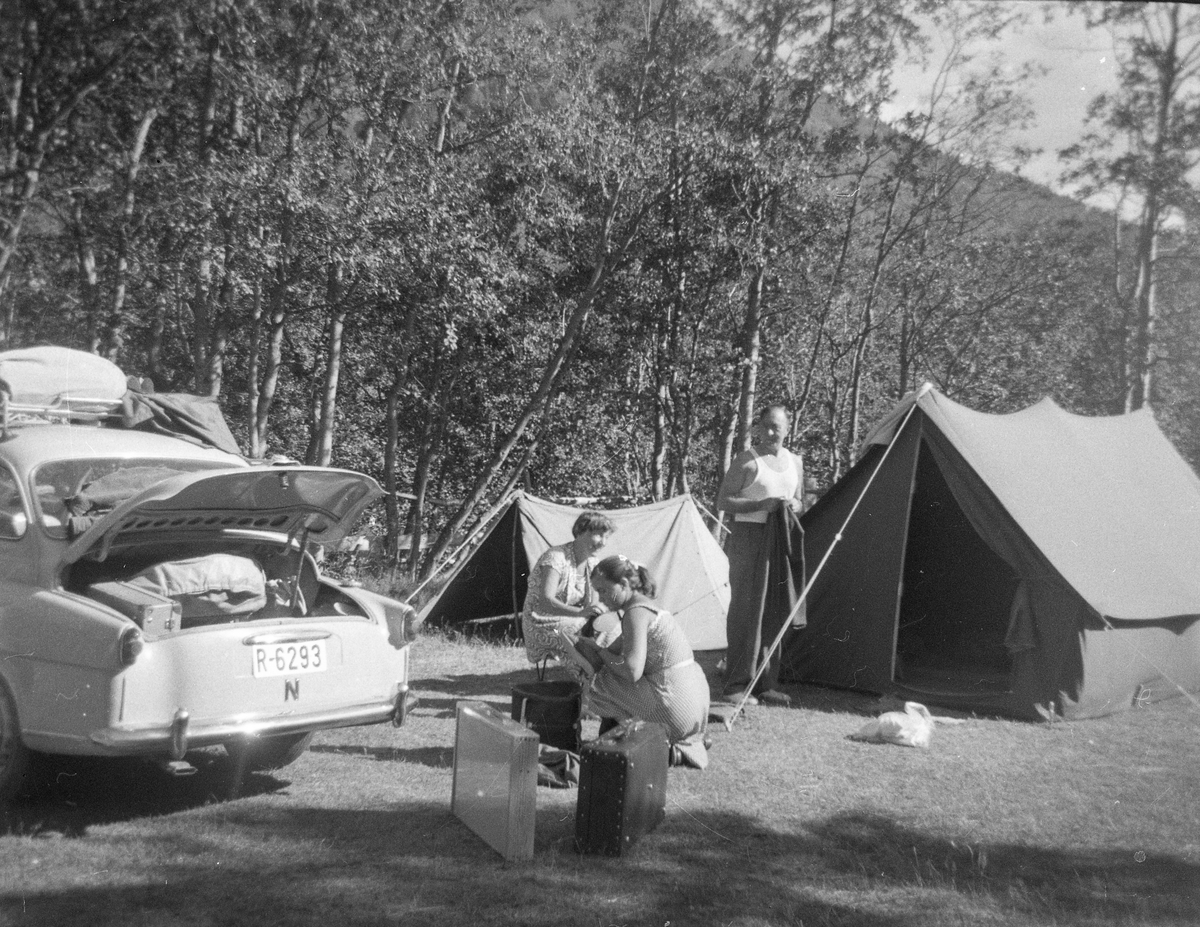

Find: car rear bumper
[88,682,414,757]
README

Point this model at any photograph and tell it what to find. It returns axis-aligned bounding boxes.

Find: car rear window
[33,458,234,538]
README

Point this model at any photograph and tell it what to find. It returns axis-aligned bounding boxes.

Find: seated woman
[577,555,710,769]
[521,510,615,669]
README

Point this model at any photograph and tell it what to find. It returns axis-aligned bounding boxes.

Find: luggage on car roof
[0,346,127,406]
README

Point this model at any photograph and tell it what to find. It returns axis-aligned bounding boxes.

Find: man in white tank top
[716,405,805,706]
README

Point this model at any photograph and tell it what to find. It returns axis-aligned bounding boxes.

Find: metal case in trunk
[88,580,180,634]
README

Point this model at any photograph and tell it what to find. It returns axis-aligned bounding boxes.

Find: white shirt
[735,447,801,523]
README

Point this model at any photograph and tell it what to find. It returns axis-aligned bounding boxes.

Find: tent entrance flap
[422,502,531,627]
[895,440,1018,695]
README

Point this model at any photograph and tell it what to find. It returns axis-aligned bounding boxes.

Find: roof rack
[0,392,125,436]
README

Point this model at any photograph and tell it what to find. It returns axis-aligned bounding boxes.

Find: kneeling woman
[577,556,710,769]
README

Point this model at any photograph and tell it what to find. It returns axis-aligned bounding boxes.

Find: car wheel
[0,681,30,802]
[224,732,314,772]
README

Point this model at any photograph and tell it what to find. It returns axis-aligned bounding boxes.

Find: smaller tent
[420,492,729,650]
[781,386,1200,720]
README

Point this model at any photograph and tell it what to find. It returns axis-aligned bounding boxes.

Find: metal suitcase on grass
[575,720,668,856]
[452,701,539,862]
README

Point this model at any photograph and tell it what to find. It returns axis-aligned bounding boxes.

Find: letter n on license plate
[252,641,328,678]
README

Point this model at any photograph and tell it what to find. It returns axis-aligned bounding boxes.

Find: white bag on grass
[850,701,936,748]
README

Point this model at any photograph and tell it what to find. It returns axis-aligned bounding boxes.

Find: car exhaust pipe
[157,759,198,777]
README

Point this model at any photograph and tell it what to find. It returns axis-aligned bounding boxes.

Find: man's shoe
[757,689,792,707]
[721,689,757,706]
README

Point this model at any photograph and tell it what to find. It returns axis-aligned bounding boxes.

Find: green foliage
[2,0,1199,560]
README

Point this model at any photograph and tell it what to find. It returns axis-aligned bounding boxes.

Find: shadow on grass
[412,669,570,718]
[0,751,287,838]
[3,800,1195,926]
[414,669,550,697]
[307,744,453,768]
[809,810,1200,919]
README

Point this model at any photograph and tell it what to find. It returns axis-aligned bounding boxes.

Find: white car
[0,391,417,798]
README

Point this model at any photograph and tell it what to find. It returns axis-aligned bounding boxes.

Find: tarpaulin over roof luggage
[780,386,1200,720]
[123,391,242,456]
[421,493,730,651]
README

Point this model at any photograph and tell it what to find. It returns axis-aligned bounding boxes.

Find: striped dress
[588,605,709,763]
[521,542,597,664]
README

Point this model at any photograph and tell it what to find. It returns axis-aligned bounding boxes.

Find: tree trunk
[405,342,449,579]
[0,137,48,283]
[734,264,765,451]
[71,197,102,353]
[192,256,213,392]
[105,108,157,361]
[651,374,668,500]
[1124,14,1174,411]
[246,275,264,458]
[254,277,288,457]
[310,261,345,466]
[1125,216,1159,411]
[209,245,231,399]
[383,306,419,563]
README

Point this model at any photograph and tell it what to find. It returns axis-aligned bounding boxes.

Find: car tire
[224,732,314,772]
[0,680,30,802]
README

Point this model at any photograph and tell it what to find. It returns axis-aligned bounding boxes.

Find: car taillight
[383,601,422,648]
[119,626,144,665]
[403,605,422,643]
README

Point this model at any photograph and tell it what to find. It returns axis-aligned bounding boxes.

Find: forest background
[2,0,1198,588]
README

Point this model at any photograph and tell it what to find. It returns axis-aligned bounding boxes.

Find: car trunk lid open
[63,466,383,564]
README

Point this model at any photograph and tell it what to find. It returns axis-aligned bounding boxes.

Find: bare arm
[592,606,650,683]
[717,451,774,515]
[716,452,756,514]
[533,566,602,619]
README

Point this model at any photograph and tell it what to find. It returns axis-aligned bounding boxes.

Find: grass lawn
[1,633,1198,927]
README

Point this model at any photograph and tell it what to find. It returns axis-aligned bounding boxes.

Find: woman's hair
[572,510,616,537]
[593,555,657,598]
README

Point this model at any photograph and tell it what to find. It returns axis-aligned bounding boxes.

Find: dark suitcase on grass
[511,680,581,751]
[575,720,668,856]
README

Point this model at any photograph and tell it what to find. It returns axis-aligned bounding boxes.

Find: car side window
[0,465,28,539]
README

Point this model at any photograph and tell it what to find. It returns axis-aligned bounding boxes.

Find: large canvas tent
[782,386,1200,720]
[420,493,729,651]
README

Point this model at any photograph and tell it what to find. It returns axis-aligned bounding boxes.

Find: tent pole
[692,496,729,537]
[723,391,928,730]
